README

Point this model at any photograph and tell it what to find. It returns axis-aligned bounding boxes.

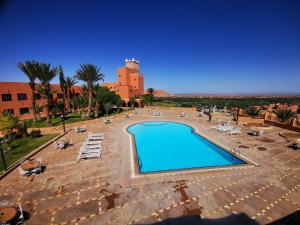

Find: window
[57,93,64,99]
[1,94,12,101]
[17,93,27,101]
[4,109,14,115]
[34,93,41,100]
[20,108,29,115]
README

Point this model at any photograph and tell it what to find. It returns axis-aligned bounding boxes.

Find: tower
[125,58,140,71]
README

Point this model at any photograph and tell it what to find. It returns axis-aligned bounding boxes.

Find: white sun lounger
[77,151,101,161]
[227,127,241,135]
[84,140,102,146]
[88,132,104,137]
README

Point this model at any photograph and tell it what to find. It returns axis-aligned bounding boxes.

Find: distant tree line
[154,96,300,109]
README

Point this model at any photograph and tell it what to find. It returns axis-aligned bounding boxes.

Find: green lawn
[0,133,58,172]
[28,113,82,128]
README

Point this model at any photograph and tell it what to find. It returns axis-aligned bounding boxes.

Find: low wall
[264,120,300,133]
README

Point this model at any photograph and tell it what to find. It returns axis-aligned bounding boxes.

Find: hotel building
[0,82,81,119]
[102,58,144,106]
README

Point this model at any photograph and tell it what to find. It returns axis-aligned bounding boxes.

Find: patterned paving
[0,107,299,225]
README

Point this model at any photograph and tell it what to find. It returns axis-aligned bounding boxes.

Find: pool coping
[123,120,259,179]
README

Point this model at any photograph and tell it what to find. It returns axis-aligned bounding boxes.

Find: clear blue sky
[0,0,299,94]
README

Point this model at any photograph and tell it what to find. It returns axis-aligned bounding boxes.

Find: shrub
[247,107,262,117]
[30,129,42,138]
[273,109,295,123]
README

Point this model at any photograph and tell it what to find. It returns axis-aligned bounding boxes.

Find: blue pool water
[128,121,245,173]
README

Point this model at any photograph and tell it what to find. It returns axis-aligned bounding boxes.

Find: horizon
[0,0,300,94]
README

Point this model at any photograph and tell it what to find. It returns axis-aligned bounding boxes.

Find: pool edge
[123,120,259,179]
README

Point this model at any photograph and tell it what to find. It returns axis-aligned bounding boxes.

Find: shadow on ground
[136,213,259,225]
[137,211,300,225]
[267,210,300,225]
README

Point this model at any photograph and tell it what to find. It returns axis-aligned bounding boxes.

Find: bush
[273,109,295,123]
[247,107,262,117]
[30,129,42,138]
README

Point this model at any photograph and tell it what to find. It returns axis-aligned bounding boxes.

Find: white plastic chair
[16,203,25,225]
[18,166,30,177]
[0,200,10,207]
[31,158,42,174]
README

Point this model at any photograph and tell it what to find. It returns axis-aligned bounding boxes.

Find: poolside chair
[54,141,65,149]
[18,166,30,177]
[77,148,101,161]
[86,136,104,141]
[104,119,112,124]
[258,130,264,136]
[88,132,104,137]
[180,112,186,117]
[211,121,222,130]
[16,203,25,225]
[31,158,42,174]
[198,111,204,117]
[153,112,161,116]
[0,200,10,207]
[81,144,102,150]
[75,125,86,133]
[228,127,241,135]
[84,140,102,146]
[125,114,130,118]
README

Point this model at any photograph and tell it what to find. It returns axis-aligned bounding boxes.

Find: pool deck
[0,107,299,224]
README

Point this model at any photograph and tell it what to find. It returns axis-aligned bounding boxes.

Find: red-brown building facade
[0,82,81,119]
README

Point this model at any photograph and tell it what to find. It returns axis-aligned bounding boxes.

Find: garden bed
[0,133,58,172]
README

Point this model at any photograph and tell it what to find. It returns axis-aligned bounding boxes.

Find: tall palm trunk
[30,83,37,121]
[45,85,51,125]
[88,84,93,118]
[66,88,71,111]
[95,101,100,118]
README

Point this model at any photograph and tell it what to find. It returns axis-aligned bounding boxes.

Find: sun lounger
[227,127,241,135]
[88,132,104,137]
[104,119,112,124]
[180,112,186,117]
[75,126,86,133]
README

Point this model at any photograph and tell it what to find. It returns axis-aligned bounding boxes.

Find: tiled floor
[0,107,299,225]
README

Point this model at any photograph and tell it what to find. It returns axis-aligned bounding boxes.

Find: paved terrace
[0,107,299,225]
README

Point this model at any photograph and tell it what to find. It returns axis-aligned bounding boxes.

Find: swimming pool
[127,121,245,173]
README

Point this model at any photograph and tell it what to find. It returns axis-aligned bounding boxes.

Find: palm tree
[58,65,67,102]
[65,76,77,111]
[75,64,104,118]
[103,102,112,116]
[273,109,295,123]
[17,60,38,121]
[130,96,137,109]
[93,84,102,118]
[147,88,154,95]
[35,63,58,125]
[77,95,89,120]
[58,65,77,111]
[247,107,262,117]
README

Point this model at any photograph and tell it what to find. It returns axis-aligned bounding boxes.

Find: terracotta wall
[0,82,81,119]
